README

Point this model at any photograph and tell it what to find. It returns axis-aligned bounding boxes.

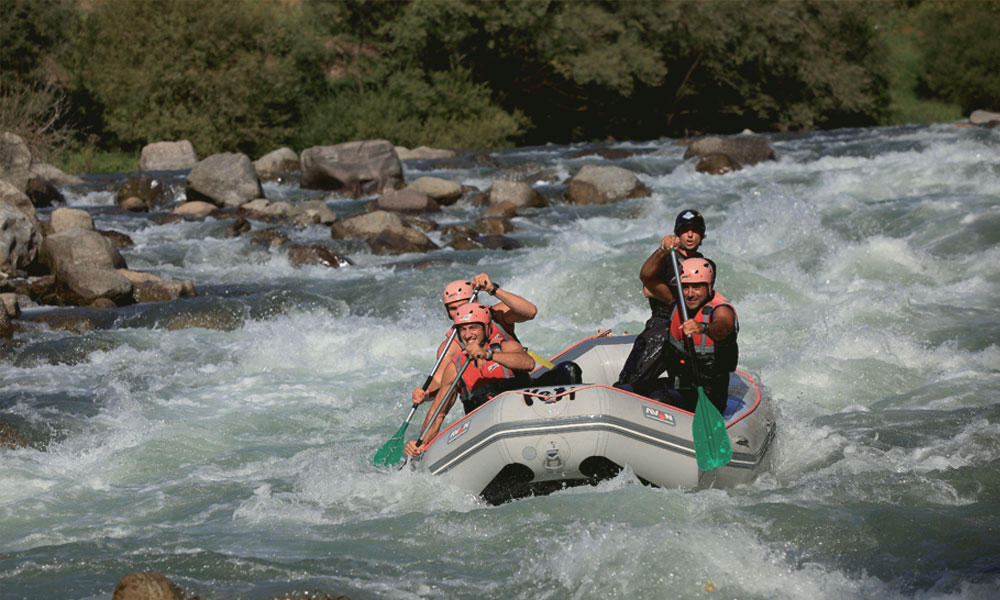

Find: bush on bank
[3,0,997,171]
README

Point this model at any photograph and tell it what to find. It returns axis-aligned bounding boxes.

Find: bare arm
[680,305,736,341]
[406,361,460,456]
[466,338,536,372]
[473,273,537,328]
[639,245,676,306]
[415,335,463,402]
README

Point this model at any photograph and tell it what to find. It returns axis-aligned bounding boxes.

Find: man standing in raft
[657,257,738,414]
[615,209,708,391]
[416,273,537,406]
[405,302,535,457]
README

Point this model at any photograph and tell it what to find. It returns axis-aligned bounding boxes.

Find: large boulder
[0,202,42,274]
[0,421,28,449]
[564,165,651,205]
[53,264,134,306]
[139,140,198,171]
[0,178,41,226]
[475,216,514,234]
[28,161,83,185]
[300,140,403,196]
[47,207,94,234]
[116,175,170,212]
[404,176,463,205]
[0,132,33,190]
[40,228,127,272]
[0,292,20,317]
[1,132,83,190]
[683,136,776,168]
[113,572,185,600]
[25,176,65,207]
[695,154,738,175]
[297,199,338,225]
[171,201,217,218]
[185,152,264,208]
[253,147,300,175]
[287,244,351,268]
[0,299,11,339]
[330,210,404,239]
[969,109,1000,125]
[129,278,197,304]
[487,180,546,209]
[376,189,440,213]
[368,225,438,255]
[395,145,456,160]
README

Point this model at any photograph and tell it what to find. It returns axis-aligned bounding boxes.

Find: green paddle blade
[692,386,733,471]
[373,422,409,467]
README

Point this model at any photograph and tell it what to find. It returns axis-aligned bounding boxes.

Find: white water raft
[413,333,776,503]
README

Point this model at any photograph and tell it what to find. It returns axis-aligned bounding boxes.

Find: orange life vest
[668,291,739,374]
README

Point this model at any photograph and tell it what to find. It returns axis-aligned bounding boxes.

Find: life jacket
[453,339,518,396]
[667,290,739,379]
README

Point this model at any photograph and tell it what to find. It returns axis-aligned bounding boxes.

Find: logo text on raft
[448,421,471,444]
[644,405,676,426]
[520,386,578,403]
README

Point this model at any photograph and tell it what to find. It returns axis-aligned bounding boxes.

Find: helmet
[452,302,491,328]
[674,209,706,235]
[679,258,713,285]
[442,280,475,305]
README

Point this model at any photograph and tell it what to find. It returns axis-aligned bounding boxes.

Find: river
[2,123,999,599]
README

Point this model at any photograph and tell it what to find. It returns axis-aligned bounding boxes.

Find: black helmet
[674,209,706,235]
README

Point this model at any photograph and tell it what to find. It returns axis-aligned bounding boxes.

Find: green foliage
[642,0,890,134]
[55,145,138,175]
[880,7,962,125]
[317,0,892,142]
[69,0,329,156]
[296,67,528,149]
[8,0,979,162]
[0,0,78,159]
[0,0,76,87]
[913,0,1000,113]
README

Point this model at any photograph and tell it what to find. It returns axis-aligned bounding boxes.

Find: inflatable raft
[413,333,776,504]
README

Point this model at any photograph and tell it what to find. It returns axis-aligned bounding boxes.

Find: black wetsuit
[615,250,704,390]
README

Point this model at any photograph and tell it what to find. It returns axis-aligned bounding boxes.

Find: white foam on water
[4,125,1000,599]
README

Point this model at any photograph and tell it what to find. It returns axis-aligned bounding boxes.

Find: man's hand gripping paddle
[407,353,473,463]
[372,328,458,467]
[669,249,733,471]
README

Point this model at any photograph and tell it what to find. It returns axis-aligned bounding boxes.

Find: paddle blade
[692,387,733,471]
[373,422,409,467]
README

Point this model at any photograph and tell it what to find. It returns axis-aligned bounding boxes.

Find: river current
[1,124,998,599]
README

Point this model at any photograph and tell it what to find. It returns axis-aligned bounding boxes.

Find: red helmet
[679,258,713,285]
[442,280,475,305]
[452,302,491,328]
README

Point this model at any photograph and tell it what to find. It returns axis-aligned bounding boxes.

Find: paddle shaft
[389,327,461,430]
[669,249,704,380]
[414,354,472,448]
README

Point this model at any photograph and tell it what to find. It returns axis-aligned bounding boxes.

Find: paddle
[489,319,555,370]
[409,352,473,459]
[373,327,460,467]
[669,249,733,471]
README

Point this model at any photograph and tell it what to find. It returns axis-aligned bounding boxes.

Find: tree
[69,0,329,156]
[0,0,79,159]
[915,0,1000,113]
[316,0,891,143]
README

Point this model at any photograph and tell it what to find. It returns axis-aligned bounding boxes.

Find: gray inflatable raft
[413,333,776,503]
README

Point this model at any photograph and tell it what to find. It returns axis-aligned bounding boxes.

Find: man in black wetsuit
[615,209,708,391]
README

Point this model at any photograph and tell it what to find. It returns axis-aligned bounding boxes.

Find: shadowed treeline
[1,0,998,168]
